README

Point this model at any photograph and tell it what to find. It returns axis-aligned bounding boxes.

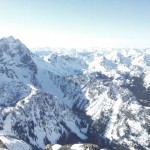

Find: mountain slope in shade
[0,37,149,150]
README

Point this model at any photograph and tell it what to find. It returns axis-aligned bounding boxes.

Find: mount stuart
[0,36,149,150]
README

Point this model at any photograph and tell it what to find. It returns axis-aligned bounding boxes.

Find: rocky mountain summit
[0,37,149,150]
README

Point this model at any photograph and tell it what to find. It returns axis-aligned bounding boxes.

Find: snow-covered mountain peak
[0,36,31,58]
[0,37,39,91]
[0,36,16,43]
[0,36,22,48]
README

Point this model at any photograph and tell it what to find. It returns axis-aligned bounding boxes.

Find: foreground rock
[0,139,8,149]
[44,143,108,150]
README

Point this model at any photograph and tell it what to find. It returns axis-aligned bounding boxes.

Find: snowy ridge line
[16,84,38,108]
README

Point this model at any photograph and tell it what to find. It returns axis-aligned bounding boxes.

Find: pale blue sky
[0,0,150,48]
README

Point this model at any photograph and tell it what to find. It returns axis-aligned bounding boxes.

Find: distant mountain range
[0,36,149,150]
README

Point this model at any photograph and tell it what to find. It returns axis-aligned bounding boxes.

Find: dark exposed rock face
[0,139,8,149]
[44,143,102,150]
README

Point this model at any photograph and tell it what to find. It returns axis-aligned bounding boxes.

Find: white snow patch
[64,120,87,140]
[144,73,150,88]
[104,87,122,140]
[86,91,110,120]
[71,144,84,150]
[117,65,130,73]
[52,144,62,150]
